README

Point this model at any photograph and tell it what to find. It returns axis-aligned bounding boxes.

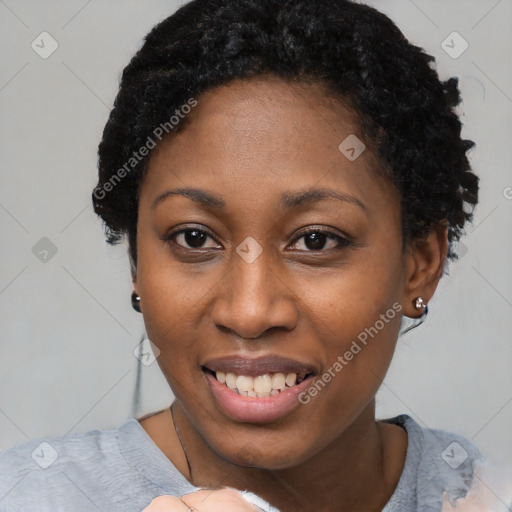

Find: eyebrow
[151,186,366,212]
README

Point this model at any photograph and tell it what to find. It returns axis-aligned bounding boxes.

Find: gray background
[1,0,511,466]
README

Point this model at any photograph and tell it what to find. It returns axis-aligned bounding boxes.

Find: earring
[131,292,141,313]
[414,297,426,310]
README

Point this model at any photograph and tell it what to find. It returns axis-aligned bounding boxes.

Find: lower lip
[204,372,314,424]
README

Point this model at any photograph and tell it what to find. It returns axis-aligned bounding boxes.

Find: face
[134,76,411,469]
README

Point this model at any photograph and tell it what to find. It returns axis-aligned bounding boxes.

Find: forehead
[179,76,362,156]
[141,76,396,218]
[148,76,364,164]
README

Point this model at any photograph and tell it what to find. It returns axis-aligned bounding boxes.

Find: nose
[211,250,299,340]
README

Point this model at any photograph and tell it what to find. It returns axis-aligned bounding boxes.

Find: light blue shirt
[0,414,498,511]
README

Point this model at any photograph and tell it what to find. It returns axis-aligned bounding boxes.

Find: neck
[168,402,407,512]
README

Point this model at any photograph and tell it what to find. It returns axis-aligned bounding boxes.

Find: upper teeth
[215,371,298,396]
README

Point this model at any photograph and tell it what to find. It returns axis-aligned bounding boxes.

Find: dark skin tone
[134,76,448,512]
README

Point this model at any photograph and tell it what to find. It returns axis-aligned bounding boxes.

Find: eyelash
[165,225,351,253]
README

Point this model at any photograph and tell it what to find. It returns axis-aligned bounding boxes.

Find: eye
[289,228,351,252]
[167,226,221,250]
[165,226,350,252]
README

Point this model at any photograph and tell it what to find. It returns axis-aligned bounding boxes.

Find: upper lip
[202,354,317,378]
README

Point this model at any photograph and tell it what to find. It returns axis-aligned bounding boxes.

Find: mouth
[201,355,317,423]
[202,368,312,397]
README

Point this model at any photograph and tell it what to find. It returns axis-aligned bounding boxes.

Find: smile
[202,355,317,423]
[207,370,307,397]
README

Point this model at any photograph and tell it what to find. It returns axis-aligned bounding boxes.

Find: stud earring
[414,297,426,310]
[131,292,141,313]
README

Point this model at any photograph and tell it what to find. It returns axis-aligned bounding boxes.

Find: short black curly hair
[93,0,478,268]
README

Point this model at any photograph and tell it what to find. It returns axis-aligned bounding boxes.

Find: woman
[1,0,510,511]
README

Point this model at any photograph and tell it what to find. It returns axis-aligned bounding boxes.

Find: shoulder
[0,419,160,512]
[0,419,128,476]
[384,415,512,512]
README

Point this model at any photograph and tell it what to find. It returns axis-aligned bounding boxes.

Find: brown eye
[168,227,221,250]
[290,229,351,252]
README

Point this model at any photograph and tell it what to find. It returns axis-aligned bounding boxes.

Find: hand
[142,488,263,512]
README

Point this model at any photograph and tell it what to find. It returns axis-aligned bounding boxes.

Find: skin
[133,76,448,512]
[142,489,261,512]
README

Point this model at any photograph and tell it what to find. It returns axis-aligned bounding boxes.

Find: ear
[402,224,449,318]
[129,252,139,294]
[130,262,142,313]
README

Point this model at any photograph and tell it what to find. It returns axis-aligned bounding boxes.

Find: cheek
[292,290,402,454]
[136,226,212,323]
[305,290,401,402]
[135,235,200,366]
[299,247,404,345]
[294,250,404,405]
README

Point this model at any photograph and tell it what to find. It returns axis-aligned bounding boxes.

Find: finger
[142,495,195,512]
[182,488,262,512]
